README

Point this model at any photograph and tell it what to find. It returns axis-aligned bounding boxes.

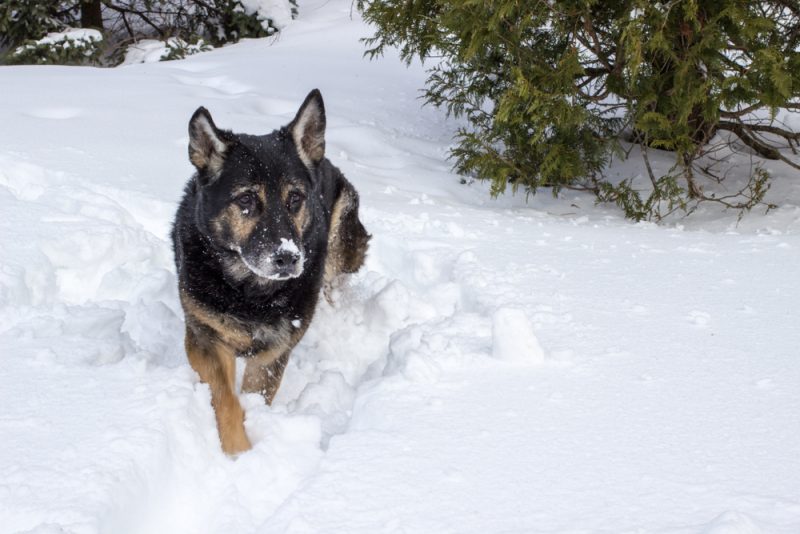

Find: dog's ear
[289,89,326,168]
[188,107,230,183]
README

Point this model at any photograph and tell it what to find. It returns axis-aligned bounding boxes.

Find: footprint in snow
[687,310,711,327]
[167,61,222,73]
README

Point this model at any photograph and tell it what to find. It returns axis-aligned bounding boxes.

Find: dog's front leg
[241,350,291,405]
[185,329,252,454]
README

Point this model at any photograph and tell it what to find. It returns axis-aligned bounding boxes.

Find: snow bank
[29,29,102,48]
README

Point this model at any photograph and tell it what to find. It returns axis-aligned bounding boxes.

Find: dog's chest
[220,316,290,357]
[250,321,289,346]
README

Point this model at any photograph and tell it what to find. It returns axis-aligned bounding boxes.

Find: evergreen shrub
[358,0,800,220]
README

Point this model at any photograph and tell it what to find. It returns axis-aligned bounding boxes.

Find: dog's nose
[273,250,300,271]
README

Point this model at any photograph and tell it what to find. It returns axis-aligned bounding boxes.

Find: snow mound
[491,307,545,363]
[32,28,102,48]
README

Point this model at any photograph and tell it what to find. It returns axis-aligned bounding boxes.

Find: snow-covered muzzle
[236,237,305,280]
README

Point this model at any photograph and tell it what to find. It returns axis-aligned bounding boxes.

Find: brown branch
[775,152,800,171]
[717,121,781,159]
[577,85,611,102]
[719,103,762,118]
[579,17,614,72]
[741,123,800,141]
[120,11,134,41]
[101,2,166,38]
[640,143,659,191]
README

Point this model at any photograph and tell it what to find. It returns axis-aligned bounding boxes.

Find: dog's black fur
[172,90,369,454]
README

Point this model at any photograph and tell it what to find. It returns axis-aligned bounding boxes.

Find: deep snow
[1,1,799,533]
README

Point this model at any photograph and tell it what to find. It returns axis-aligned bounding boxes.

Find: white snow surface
[1,1,799,533]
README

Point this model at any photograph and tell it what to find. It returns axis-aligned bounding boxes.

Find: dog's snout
[238,238,303,280]
[273,250,300,269]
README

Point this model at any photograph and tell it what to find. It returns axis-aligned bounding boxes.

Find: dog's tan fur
[324,181,369,301]
[184,328,251,454]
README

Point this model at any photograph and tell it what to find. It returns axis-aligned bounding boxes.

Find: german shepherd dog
[172,90,369,454]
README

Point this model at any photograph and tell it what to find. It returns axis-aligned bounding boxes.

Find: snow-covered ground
[1,1,799,533]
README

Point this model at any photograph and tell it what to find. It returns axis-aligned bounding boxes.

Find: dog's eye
[235,193,255,210]
[287,191,305,213]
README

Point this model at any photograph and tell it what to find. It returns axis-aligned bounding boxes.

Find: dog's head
[187,90,327,282]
